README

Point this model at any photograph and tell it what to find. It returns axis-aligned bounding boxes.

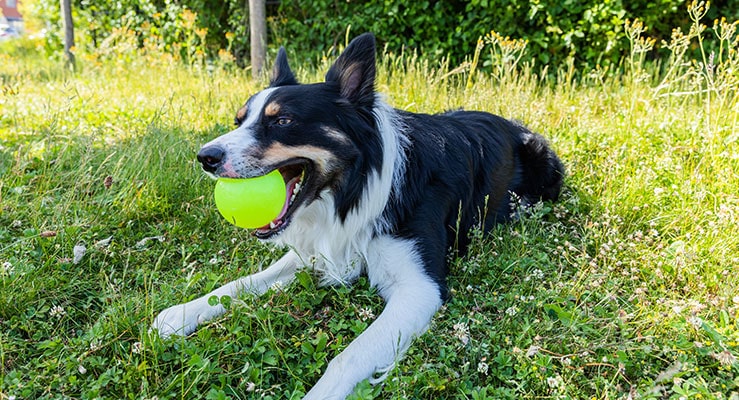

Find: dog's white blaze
[200,88,278,176]
[243,88,277,127]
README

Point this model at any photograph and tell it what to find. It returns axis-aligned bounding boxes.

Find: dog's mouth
[253,159,311,239]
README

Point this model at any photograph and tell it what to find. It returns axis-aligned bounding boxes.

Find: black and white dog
[153,33,563,399]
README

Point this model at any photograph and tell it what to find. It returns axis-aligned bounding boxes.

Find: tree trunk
[60,0,75,70]
[249,0,266,79]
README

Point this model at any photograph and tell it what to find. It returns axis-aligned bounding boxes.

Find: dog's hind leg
[152,250,302,338]
[303,236,443,400]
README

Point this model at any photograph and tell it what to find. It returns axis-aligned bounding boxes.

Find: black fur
[270,47,299,87]
[385,110,563,299]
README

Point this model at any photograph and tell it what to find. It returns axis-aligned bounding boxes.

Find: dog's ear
[270,47,299,87]
[325,33,376,107]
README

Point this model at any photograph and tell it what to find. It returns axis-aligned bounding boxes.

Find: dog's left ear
[326,33,376,107]
[270,47,299,87]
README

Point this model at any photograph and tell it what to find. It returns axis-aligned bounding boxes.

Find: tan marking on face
[262,143,336,172]
[265,102,281,117]
[235,105,248,123]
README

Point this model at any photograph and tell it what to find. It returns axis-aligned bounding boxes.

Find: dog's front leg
[152,250,302,338]
[304,237,443,400]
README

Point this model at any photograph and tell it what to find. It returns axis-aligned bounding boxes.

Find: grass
[1,9,739,399]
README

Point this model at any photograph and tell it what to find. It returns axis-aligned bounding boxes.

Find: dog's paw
[151,299,220,339]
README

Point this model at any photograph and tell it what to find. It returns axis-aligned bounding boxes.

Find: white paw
[151,299,222,338]
[303,355,361,400]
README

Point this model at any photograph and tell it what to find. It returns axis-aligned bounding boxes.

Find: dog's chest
[271,202,376,287]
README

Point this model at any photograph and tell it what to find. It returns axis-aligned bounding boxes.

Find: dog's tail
[516,131,565,203]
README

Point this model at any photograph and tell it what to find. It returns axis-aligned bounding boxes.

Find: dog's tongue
[274,192,291,222]
[256,178,298,231]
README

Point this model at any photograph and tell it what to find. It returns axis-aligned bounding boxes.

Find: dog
[152,33,564,399]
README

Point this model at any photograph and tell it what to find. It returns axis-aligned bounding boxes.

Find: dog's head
[198,33,383,239]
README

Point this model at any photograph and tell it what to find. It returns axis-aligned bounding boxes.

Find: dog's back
[388,109,563,249]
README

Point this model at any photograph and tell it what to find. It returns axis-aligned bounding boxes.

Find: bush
[270,0,698,70]
[28,0,739,72]
[31,0,245,65]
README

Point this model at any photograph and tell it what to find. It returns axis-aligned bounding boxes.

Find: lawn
[1,14,738,400]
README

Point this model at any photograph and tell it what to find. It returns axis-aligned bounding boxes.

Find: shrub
[27,0,739,73]
[269,0,708,71]
[31,0,242,64]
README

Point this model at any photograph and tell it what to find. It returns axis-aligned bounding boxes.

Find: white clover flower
[132,341,143,354]
[546,374,563,388]
[452,322,470,345]
[477,360,489,375]
[687,316,703,329]
[712,350,737,366]
[1,261,12,274]
[49,305,66,319]
[358,307,375,321]
[505,306,518,316]
[526,345,540,357]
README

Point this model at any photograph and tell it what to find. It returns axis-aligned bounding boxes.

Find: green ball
[213,170,286,229]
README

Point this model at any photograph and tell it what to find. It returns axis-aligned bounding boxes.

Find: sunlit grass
[1,7,738,398]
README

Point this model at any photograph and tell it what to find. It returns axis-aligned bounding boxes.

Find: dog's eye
[275,117,293,126]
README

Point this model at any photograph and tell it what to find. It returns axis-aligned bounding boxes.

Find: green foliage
[31,0,241,65]
[24,0,739,72]
[269,0,732,71]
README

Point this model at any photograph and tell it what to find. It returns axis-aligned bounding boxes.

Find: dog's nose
[197,146,226,173]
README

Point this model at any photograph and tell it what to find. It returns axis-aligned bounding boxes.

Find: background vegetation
[27,0,739,71]
[1,0,739,399]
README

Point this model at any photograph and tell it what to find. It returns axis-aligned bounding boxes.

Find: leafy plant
[25,0,739,73]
